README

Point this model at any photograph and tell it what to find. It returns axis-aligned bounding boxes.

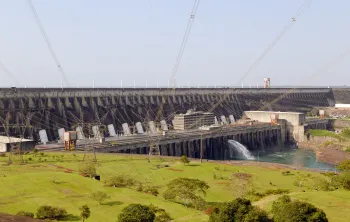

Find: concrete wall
[244,111,305,126]
[0,87,336,141]
[333,89,350,104]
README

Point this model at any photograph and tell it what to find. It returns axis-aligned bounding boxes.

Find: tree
[118,204,155,222]
[79,161,96,177]
[180,155,190,165]
[163,178,209,210]
[91,191,110,205]
[271,195,328,222]
[337,160,350,172]
[209,198,270,222]
[79,205,91,222]
[36,205,68,220]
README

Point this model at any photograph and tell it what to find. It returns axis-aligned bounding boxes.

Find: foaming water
[228,140,255,160]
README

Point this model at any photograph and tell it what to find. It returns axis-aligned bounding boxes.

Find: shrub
[341,128,350,138]
[154,210,172,222]
[209,198,270,222]
[272,195,328,222]
[313,178,334,191]
[79,161,96,177]
[104,174,136,188]
[148,204,173,222]
[144,186,159,196]
[136,184,143,192]
[36,205,67,220]
[180,155,190,165]
[91,191,110,205]
[16,211,34,218]
[337,160,350,172]
[282,171,292,176]
[118,204,155,222]
[249,189,290,200]
[336,171,350,190]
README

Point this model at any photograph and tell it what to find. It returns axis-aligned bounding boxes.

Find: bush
[136,184,143,192]
[337,160,350,172]
[36,205,68,220]
[313,178,334,191]
[16,211,34,218]
[104,174,136,188]
[336,171,350,190]
[272,195,328,222]
[144,186,159,196]
[148,204,173,222]
[341,128,350,138]
[180,155,190,165]
[249,189,290,200]
[282,171,293,176]
[322,140,334,147]
[209,198,270,222]
[118,204,155,222]
[154,210,172,222]
[79,161,96,177]
[91,191,110,205]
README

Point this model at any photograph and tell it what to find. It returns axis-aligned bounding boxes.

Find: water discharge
[228,140,255,160]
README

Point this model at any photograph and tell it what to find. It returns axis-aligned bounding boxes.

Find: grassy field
[0,152,350,221]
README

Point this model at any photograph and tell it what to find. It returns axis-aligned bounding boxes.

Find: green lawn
[0,152,349,221]
[307,129,344,140]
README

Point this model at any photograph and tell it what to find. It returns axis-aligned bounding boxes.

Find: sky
[0,0,349,88]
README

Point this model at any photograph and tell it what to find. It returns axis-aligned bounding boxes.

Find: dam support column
[160,144,168,156]
[175,143,182,156]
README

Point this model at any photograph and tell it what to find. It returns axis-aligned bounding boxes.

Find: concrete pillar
[168,143,175,156]
[188,141,194,158]
[175,143,182,156]
[160,144,167,156]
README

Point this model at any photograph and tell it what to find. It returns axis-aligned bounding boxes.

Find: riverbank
[299,136,350,165]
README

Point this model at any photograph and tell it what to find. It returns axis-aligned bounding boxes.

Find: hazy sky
[0,0,349,87]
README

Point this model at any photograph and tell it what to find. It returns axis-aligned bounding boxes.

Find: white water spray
[228,140,255,160]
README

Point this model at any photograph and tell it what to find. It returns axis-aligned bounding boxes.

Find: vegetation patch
[248,189,290,201]
[307,129,343,141]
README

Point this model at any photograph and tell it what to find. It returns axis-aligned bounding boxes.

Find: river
[229,147,336,171]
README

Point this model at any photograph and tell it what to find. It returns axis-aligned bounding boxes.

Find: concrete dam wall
[332,89,350,104]
[0,87,336,141]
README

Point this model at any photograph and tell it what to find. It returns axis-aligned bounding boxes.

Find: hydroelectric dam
[0,87,348,159]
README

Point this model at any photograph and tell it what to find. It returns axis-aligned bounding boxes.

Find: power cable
[26,0,69,86]
[236,0,313,85]
[169,0,201,87]
[0,60,20,86]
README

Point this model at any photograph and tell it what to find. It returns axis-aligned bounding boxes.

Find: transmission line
[169,0,201,88]
[26,0,69,86]
[0,60,20,86]
[236,0,313,85]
